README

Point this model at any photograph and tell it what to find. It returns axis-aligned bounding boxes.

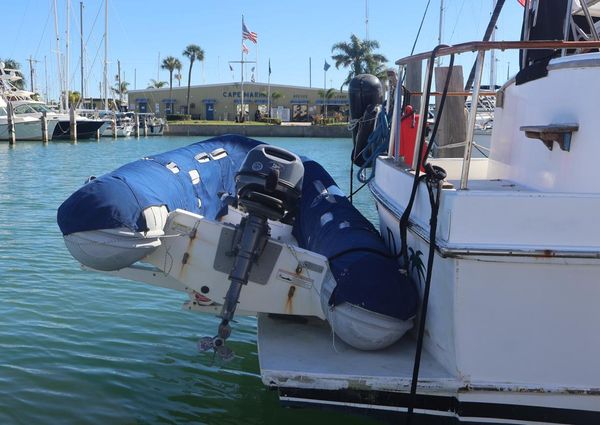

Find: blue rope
[357,108,390,183]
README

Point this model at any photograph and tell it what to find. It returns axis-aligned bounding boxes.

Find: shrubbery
[259,117,282,125]
[166,114,191,121]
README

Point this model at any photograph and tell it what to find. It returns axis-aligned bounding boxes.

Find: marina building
[127,82,348,122]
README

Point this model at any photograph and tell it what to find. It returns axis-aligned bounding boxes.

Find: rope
[356,107,390,183]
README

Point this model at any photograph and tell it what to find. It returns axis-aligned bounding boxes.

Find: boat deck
[258,313,458,395]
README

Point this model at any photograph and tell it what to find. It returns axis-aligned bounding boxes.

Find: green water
[0,136,380,424]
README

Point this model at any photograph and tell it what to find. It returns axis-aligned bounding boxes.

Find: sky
[3,0,525,101]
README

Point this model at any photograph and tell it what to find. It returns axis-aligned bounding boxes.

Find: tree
[331,34,388,88]
[161,56,182,102]
[318,88,337,118]
[147,79,167,89]
[271,91,283,102]
[175,72,182,87]
[68,91,81,107]
[112,81,129,109]
[182,44,205,114]
[0,59,25,90]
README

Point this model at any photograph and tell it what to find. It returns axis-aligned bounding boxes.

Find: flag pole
[267,59,271,118]
[323,64,327,119]
[240,15,245,122]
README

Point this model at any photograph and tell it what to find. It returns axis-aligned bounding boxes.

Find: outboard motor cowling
[235,145,304,222]
[349,74,383,120]
[348,74,384,166]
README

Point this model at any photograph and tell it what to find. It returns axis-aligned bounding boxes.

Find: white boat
[136,112,164,136]
[97,111,133,137]
[0,96,59,141]
[0,66,105,140]
[57,2,600,423]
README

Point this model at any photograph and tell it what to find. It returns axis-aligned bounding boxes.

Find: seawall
[166,124,351,138]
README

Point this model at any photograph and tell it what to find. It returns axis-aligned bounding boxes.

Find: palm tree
[112,81,129,109]
[318,88,337,118]
[68,91,81,107]
[147,79,167,89]
[271,91,283,103]
[175,73,182,87]
[331,34,387,88]
[161,56,182,103]
[182,44,205,114]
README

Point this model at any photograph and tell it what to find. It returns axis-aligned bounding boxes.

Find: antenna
[365,0,369,41]
[27,56,40,93]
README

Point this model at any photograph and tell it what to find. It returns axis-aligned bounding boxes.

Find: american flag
[242,42,249,54]
[242,19,258,44]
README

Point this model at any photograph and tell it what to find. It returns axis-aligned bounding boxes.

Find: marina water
[0,136,379,424]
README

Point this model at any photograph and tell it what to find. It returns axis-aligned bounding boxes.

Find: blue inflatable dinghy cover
[57,134,417,321]
[293,160,417,320]
[57,134,263,235]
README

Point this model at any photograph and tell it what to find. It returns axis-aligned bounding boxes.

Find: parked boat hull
[0,119,59,141]
[52,120,105,140]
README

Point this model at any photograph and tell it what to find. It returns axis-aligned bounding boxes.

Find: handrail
[392,39,600,190]
[396,40,600,65]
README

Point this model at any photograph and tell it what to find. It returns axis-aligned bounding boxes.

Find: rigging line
[85,0,103,49]
[448,0,468,42]
[410,0,432,55]
[9,0,32,58]
[34,5,53,59]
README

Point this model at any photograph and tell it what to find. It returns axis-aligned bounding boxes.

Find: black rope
[399,46,454,270]
[406,164,447,424]
[349,163,354,204]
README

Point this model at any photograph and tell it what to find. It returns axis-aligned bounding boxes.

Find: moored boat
[57,134,417,352]
[56,2,600,423]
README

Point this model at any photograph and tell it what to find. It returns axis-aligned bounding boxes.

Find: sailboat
[57,1,600,423]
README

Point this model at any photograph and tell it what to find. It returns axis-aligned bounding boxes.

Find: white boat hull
[0,119,59,141]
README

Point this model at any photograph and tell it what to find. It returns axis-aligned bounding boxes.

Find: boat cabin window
[28,103,52,113]
[13,104,36,114]
[0,106,7,117]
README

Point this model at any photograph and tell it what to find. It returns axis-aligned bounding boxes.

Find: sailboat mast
[53,0,63,111]
[103,0,108,110]
[489,0,497,89]
[365,0,369,41]
[437,0,444,66]
[80,1,84,101]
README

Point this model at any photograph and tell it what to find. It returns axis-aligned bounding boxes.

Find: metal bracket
[520,124,579,152]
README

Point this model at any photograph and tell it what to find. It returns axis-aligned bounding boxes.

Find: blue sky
[4,0,525,100]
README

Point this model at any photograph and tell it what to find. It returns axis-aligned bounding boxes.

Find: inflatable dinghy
[57,135,417,351]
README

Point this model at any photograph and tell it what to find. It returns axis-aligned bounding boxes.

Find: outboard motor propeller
[199,145,304,361]
[348,74,383,166]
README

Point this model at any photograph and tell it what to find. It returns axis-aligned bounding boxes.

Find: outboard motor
[199,145,304,360]
[348,74,383,166]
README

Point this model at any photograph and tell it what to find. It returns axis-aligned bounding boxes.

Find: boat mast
[53,0,64,111]
[365,0,369,41]
[80,1,84,103]
[44,55,49,102]
[490,0,497,89]
[103,0,108,111]
[65,0,70,111]
[437,0,444,66]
